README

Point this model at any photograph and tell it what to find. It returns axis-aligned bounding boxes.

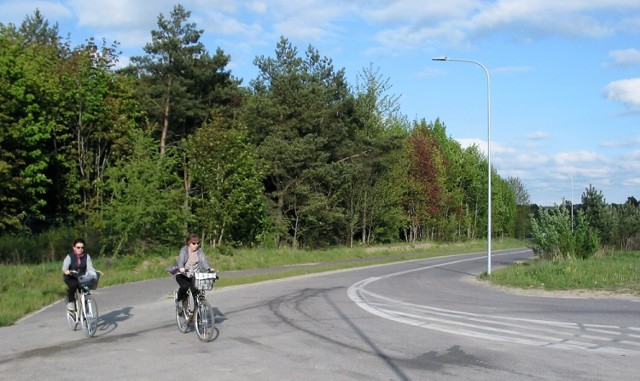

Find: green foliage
[0,26,58,230]
[189,114,266,246]
[611,201,640,250]
[128,4,238,154]
[507,176,531,206]
[246,37,362,248]
[97,130,188,256]
[581,184,614,245]
[529,204,599,260]
[2,7,528,257]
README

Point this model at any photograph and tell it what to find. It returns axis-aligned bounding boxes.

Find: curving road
[1,249,639,380]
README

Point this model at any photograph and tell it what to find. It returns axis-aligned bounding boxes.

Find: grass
[2,238,638,326]
[482,251,640,295]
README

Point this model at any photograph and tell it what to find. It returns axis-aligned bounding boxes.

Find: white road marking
[347,252,640,355]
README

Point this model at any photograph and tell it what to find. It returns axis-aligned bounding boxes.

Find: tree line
[0,5,546,263]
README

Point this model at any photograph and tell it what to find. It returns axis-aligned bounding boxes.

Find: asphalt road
[1,248,639,380]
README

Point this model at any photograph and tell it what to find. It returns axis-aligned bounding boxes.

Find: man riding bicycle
[62,238,96,311]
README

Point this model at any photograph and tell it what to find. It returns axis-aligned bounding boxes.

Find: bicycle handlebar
[179,269,219,279]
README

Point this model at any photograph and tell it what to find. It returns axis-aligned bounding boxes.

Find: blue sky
[2,0,639,206]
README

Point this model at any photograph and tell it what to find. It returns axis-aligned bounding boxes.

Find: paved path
[2,249,639,381]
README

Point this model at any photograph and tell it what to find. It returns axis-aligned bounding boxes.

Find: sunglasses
[190,242,199,246]
[74,246,85,250]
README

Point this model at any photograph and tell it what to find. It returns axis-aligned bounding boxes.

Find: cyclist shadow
[213,307,227,325]
[98,307,133,335]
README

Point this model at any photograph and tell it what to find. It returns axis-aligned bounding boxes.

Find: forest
[2,5,638,264]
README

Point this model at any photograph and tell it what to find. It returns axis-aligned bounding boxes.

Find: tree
[127,4,240,212]
[55,38,142,217]
[611,201,640,250]
[244,37,359,248]
[507,177,530,206]
[98,130,187,256]
[189,114,265,246]
[129,4,237,154]
[493,176,517,238]
[0,11,141,235]
[404,121,447,241]
[17,9,60,46]
[345,63,408,246]
[130,4,204,155]
[0,17,62,231]
[581,184,613,245]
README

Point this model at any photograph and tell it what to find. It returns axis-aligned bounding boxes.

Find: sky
[1,0,639,206]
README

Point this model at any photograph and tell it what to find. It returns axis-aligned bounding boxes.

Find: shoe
[67,302,76,311]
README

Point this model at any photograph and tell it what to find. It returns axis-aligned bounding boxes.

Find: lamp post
[569,174,574,231]
[432,56,492,274]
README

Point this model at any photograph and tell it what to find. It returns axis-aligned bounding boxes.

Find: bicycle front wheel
[194,301,215,342]
[81,295,99,337]
[66,309,78,331]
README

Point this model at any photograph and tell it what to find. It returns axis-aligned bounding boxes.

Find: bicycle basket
[194,272,216,291]
[78,271,100,290]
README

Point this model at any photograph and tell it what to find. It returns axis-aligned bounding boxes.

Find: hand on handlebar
[207,268,220,279]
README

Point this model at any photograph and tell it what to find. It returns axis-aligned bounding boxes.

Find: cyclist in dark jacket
[62,238,95,311]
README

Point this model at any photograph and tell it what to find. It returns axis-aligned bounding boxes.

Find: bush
[529,205,599,260]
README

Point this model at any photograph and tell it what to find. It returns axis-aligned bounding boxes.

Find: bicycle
[66,270,101,337]
[173,271,218,342]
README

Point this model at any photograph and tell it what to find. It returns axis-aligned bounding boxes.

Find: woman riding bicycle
[175,234,216,312]
[62,238,96,311]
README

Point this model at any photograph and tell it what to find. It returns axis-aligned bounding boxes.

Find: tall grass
[483,251,640,294]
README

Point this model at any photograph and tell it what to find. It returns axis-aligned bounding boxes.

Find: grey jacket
[177,246,211,275]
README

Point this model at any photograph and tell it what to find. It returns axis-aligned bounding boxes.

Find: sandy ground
[464,275,640,300]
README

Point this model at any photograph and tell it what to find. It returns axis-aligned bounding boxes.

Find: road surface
[1,249,639,380]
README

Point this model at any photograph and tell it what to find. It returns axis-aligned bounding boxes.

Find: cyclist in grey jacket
[175,233,215,310]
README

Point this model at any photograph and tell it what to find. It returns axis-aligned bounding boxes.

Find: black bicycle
[174,271,218,342]
[66,270,100,337]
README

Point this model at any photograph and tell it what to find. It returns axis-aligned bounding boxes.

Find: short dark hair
[73,238,85,247]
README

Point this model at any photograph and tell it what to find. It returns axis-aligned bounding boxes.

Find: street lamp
[432,56,492,274]
[568,174,574,231]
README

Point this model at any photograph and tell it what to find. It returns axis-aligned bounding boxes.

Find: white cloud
[526,131,550,140]
[360,0,640,52]
[68,0,166,28]
[493,65,535,74]
[457,137,486,153]
[603,78,640,112]
[0,1,72,25]
[601,136,640,148]
[608,48,640,66]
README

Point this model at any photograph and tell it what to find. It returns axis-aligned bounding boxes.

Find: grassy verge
[4,239,637,326]
[482,251,640,295]
[0,239,520,326]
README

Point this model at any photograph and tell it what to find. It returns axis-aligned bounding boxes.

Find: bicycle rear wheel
[176,292,193,333]
[195,301,215,342]
[81,295,99,337]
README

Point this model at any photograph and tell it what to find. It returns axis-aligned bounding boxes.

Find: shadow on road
[98,306,133,335]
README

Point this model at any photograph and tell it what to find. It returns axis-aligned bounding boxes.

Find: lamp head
[432,56,448,61]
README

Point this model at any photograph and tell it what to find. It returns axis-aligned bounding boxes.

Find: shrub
[529,205,599,260]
